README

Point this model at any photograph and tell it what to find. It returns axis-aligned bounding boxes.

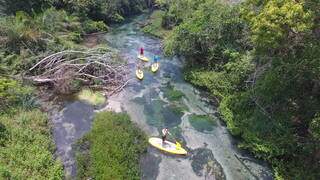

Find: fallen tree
[26,48,130,96]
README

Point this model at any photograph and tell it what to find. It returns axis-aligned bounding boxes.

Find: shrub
[0,78,34,110]
[0,109,63,179]
[83,20,109,34]
[76,112,147,179]
[310,114,320,140]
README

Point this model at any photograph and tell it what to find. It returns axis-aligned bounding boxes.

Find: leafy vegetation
[142,10,170,38]
[0,1,151,178]
[58,0,149,23]
[0,0,149,23]
[0,78,35,110]
[1,0,318,178]
[76,111,147,179]
[0,0,54,14]
[158,0,320,179]
[310,114,320,141]
[0,8,91,73]
[0,0,150,75]
[0,78,63,179]
[155,0,205,29]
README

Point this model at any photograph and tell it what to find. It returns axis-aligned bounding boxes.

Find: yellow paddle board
[138,54,149,62]
[151,63,159,73]
[148,137,187,155]
[136,69,144,80]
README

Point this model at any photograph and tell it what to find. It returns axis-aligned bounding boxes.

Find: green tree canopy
[0,0,54,14]
[241,0,314,52]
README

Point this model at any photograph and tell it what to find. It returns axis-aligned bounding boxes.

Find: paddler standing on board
[153,55,159,63]
[161,128,171,144]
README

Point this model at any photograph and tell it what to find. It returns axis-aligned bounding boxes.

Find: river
[50,15,273,180]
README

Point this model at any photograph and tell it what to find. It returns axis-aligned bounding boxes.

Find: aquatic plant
[77,89,106,106]
[189,114,216,132]
[163,84,185,101]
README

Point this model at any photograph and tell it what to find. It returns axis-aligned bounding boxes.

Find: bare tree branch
[26,49,129,96]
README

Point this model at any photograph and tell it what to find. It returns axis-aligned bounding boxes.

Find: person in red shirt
[140,47,144,56]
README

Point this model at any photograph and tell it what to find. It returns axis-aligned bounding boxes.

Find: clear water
[51,14,273,179]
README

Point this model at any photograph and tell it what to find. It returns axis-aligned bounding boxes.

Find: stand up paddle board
[151,63,159,72]
[148,137,187,155]
[136,69,144,80]
[138,54,149,62]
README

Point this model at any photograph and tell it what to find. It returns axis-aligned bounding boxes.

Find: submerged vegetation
[152,0,320,179]
[76,112,147,179]
[189,114,216,132]
[163,83,185,101]
[77,89,106,106]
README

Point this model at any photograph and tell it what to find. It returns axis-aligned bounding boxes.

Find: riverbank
[141,10,170,38]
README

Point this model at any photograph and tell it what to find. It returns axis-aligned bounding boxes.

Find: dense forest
[0,0,319,179]
[0,0,151,179]
[145,0,319,179]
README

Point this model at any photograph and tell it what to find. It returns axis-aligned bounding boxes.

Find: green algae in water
[161,105,184,127]
[168,104,185,116]
[189,114,216,132]
[142,99,184,128]
[168,126,187,145]
[131,87,185,129]
[77,89,106,106]
[169,126,182,138]
[162,83,185,101]
[166,89,184,101]
[131,97,146,105]
[144,100,165,127]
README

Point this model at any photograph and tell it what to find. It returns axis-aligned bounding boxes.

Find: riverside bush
[76,112,147,179]
[161,0,320,178]
[0,109,63,179]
